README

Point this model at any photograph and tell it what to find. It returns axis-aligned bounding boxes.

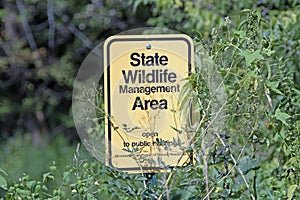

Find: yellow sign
[104,34,194,173]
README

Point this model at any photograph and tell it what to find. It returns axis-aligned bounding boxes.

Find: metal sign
[104,34,194,173]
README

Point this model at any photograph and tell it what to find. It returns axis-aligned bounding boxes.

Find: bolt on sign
[104,34,194,173]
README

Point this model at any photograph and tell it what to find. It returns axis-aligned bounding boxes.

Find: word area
[132,97,167,110]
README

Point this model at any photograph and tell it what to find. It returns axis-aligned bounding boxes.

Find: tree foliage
[0,0,147,144]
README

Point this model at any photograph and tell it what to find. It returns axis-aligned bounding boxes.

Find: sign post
[104,34,194,174]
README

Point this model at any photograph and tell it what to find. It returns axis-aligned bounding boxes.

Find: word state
[130,52,168,66]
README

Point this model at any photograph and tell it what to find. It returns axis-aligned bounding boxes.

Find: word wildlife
[119,52,181,110]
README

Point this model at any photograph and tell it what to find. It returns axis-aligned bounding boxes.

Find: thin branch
[194,98,255,200]
[209,132,256,200]
[201,136,210,200]
[66,22,93,49]
[56,12,93,49]
[47,0,55,48]
[158,100,211,200]
[53,8,94,50]
[16,0,37,51]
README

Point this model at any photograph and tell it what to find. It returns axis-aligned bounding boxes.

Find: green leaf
[180,185,196,199]
[63,171,71,183]
[287,184,298,200]
[0,175,7,190]
[87,193,97,200]
[274,108,291,126]
[234,30,246,38]
[0,168,8,177]
[265,63,272,79]
[27,181,36,190]
[265,49,275,57]
[240,9,251,13]
[50,165,57,172]
[0,168,7,189]
[114,181,121,189]
[255,11,261,23]
[238,50,264,66]
[238,156,259,175]
[132,0,143,13]
[292,88,300,95]
[16,188,29,197]
[265,80,283,95]
[43,172,54,183]
[42,185,48,191]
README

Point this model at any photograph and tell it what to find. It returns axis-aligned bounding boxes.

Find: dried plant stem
[202,131,256,200]
[201,137,210,200]
[16,0,37,51]
[47,0,55,48]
